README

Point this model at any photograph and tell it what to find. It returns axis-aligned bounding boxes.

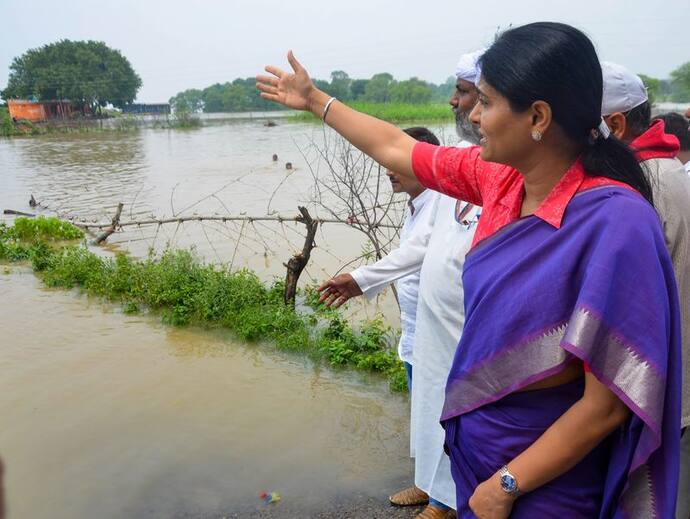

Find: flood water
[0,116,457,518]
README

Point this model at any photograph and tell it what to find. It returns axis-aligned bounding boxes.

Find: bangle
[322,97,336,122]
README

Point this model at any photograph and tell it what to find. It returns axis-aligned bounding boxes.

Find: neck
[516,146,580,216]
[408,187,425,201]
[678,150,690,165]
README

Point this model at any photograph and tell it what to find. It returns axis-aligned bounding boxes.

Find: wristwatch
[498,465,521,497]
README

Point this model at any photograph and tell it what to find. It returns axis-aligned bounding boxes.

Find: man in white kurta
[318,52,485,519]
[351,187,438,381]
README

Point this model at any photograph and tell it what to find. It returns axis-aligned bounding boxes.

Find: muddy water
[0,268,411,518]
[0,116,455,282]
[0,118,457,518]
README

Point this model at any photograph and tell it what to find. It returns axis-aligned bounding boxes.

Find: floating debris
[259,491,281,504]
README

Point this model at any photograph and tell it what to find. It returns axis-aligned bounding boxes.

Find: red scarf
[631,119,680,161]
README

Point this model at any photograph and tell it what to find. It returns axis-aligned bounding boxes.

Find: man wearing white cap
[602,61,690,519]
[452,48,485,143]
[318,50,484,519]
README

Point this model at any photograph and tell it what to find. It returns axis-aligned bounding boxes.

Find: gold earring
[531,130,542,142]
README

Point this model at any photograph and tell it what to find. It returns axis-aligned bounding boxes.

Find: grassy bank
[0,110,201,137]
[0,217,407,392]
[1,106,24,136]
[289,102,454,123]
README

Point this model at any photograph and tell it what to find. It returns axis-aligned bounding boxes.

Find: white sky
[1,0,688,102]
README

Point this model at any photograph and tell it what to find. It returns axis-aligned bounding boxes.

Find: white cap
[455,48,486,86]
[601,61,648,116]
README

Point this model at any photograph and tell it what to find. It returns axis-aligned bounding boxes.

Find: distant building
[122,103,171,115]
[7,99,76,122]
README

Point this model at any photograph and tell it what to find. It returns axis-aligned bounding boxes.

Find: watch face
[500,474,518,493]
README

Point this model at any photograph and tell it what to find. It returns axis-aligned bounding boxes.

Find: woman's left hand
[468,475,516,519]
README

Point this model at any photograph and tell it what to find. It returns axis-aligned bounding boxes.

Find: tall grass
[0,217,407,392]
[1,106,22,137]
[289,102,454,123]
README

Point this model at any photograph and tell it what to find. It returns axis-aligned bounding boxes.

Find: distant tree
[201,83,226,112]
[313,79,332,96]
[350,79,368,100]
[363,73,395,103]
[390,77,433,104]
[638,74,662,104]
[223,81,251,111]
[1,39,141,113]
[432,76,456,103]
[169,89,204,113]
[328,70,352,101]
[670,62,690,102]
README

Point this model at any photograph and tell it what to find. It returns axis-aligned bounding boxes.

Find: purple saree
[442,186,681,518]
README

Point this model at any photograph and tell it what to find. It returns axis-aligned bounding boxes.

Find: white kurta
[349,142,478,509]
[351,189,439,364]
[410,194,479,508]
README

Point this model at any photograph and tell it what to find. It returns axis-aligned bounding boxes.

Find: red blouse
[411,142,632,248]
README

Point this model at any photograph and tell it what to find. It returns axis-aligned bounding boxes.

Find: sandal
[415,504,456,519]
[389,486,429,507]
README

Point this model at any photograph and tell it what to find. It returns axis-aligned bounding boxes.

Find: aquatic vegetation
[13,216,85,241]
[0,217,84,261]
[289,102,454,123]
[1,107,19,137]
[0,218,407,392]
[168,110,202,129]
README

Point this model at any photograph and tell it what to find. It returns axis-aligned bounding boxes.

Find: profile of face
[450,78,481,143]
[386,168,424,196]
[470,80,538,165]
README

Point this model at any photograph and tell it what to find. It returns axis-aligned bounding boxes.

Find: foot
[389,486,429,507]
[415,504,456,519]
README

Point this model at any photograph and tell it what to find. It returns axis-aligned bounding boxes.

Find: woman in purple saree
[257,21,681,519]
[442,184,681,517]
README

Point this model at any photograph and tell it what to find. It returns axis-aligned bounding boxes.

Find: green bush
[13,216,84,241]
[1,107,19,137]
[0,221,406,391]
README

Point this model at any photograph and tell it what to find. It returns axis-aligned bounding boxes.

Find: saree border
[442,321,570,420]
[621,464,657,519]
[560,306,664,437]
[442,304,666,440]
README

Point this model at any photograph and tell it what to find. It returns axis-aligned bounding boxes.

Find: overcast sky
[2,0,688,102]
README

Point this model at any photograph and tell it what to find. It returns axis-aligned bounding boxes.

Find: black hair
[403,126,440,146]
[624,101,652,139]
[480,22,653,204]
[655,112,690,151]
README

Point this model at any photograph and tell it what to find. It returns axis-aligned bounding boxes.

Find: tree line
[1,40,689,115]
[640,65,690,105]
[171,65,690,114]
[169,72,458,113]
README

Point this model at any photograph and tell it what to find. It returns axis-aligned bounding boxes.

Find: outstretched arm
[257,51,417,182]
